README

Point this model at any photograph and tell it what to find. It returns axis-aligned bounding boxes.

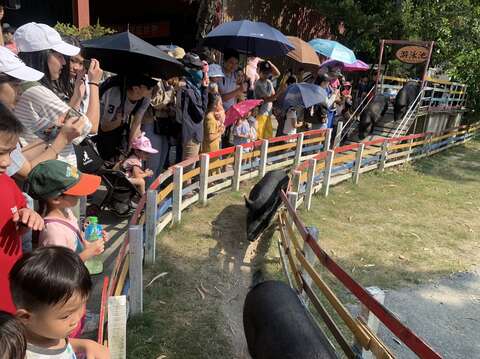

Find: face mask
[188,69,203,84]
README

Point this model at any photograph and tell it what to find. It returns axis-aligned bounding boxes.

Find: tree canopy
[307,0,480,113]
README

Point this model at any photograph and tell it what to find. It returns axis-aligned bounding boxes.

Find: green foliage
[54,20,115,41]
[305,0,480,113]
[306,0,404,61]
[401,0,480,114]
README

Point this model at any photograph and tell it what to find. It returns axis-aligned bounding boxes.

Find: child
[283,107,303,138]
[122,133,157,195]
[247,109,258,142]
[27,160,105,264]
[233,115,251,147]
[0,104,44,314]
[254,61,280,139]
[0,311,27,359]
[10,246,109,358]
[203,93,224,153]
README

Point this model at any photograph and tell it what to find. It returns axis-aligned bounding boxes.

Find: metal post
[259,139,268,178]
[291,170,301,196]
[304,158,317,210]
[353,287,386,359]
[324,128,332,151]
[129,225,143,315]
[352,143,365,184]
[172,165,183,224]
[293,132,305,167]
[232,145,243,191]
[107,295,127,359]
[145,190,157,265]
[321,150,334,197]
[199,154,210,205]
[333,121,344,148]
[379,140,389,172]
[406,138,414,162]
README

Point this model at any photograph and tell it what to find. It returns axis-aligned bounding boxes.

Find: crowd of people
[0,7,372,357]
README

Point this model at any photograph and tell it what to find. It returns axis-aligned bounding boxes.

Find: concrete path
[379,269,480,358]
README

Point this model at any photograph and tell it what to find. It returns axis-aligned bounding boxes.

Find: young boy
[26,160,105,263]
[0,104,44,314]
[0,311,27,359]
[10,246,109,358]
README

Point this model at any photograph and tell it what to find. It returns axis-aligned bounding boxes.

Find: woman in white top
[13,22,101,167]
[0,47,84,178]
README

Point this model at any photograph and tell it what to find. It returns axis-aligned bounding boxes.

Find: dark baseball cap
[258,61,272,73]
[27,160,101,199]
[182,52,203,69]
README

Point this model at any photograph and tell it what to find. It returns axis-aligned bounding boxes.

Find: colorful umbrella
[203,20,294,57]
[286,36,320,67]
[277,82,326,110]
[308,39,356,64]
[320,59,370,72]
[225,99,263,127]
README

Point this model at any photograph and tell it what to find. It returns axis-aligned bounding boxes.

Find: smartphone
[83,59,91,71]
[65,107,84,123]
[65,107,93,145]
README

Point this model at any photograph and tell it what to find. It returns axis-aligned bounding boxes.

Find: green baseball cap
[27,160,101,200]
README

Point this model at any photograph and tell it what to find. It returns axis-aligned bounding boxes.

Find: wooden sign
[395,46,429,64]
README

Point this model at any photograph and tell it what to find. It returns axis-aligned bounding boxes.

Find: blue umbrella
[203,20,294,57]
[308,39,356,64]
[278,82,327,110]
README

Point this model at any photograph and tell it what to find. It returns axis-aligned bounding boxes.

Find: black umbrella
[82,31,184,79]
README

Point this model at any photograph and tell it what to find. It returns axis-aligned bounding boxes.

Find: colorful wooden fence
[98,122,480,358]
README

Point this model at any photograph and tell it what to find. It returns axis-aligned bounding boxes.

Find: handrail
[392,88,424,138]
[340,85,376,142]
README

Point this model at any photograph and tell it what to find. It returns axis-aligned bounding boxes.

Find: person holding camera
[13,23,99,167]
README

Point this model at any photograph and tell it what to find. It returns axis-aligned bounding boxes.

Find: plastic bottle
[84,216,103,275]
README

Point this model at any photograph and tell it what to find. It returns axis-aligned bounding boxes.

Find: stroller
[74,138,140,218]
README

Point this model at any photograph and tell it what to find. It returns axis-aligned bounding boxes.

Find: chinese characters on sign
[395,46,429,64]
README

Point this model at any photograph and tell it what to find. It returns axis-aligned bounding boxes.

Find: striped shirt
[14,85,77,166]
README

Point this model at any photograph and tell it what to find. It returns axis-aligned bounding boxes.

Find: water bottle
[84,216,103,275]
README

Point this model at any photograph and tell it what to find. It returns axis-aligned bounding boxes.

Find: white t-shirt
[14,85,78,166]
[100,86,150,125]
[254,79,274,116]
[283,109,297,136]
[218,70,237,111]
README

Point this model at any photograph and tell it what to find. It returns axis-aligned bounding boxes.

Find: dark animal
[243,280,338,359]
[394,81,421,122]
[358,94,389,139]
[245,170,289,242]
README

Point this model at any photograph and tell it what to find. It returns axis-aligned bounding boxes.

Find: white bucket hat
[0,46,44,81]
[14,22,80,56]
